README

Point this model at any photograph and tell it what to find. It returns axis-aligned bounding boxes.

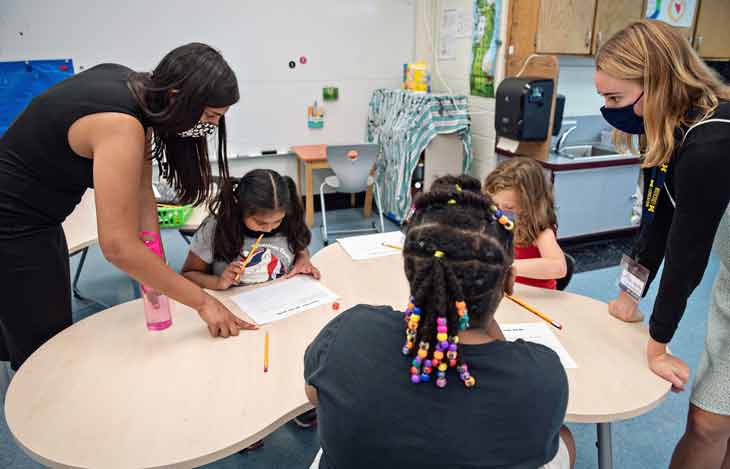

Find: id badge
[618,254,650,303]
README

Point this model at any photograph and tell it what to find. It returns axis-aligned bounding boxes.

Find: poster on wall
[645,0,697,29]
[439,8,458,61]
[0,60,74,135]
[470,0,501,98]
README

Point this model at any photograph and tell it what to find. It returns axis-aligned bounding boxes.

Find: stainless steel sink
[559,144,619,158]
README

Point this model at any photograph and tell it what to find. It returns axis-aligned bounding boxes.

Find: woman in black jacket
[596,20,730,468]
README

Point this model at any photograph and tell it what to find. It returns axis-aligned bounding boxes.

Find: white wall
[414,0,509,183]
[1,0,416,189]
[557,56,604,117]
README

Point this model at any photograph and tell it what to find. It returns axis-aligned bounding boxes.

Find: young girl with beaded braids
[304,185,575,469]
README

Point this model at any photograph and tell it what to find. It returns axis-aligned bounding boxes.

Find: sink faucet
[554,122,577,154]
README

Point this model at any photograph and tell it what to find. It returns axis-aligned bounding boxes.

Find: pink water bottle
[139,231,172,331]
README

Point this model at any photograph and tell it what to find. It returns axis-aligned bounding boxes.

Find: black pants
[0,226,72,370]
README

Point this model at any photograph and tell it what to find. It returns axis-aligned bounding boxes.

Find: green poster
[470,0,501,98]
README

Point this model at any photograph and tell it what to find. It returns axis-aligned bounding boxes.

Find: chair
[319,144,385,245]
[556,253,576,291]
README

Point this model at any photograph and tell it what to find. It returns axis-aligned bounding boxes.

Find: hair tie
[433,250,445,258]
[489,205,515,231]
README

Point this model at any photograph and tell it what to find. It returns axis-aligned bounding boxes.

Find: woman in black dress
[0,43,255,375]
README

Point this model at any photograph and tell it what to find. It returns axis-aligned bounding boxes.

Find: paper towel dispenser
[495,77,555,141]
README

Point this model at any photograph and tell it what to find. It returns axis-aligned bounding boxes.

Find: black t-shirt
[0,63,145,238]
[632,102,730,343]
[304,304,569,469]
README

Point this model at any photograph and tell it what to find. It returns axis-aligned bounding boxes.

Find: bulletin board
[0,59,74,135]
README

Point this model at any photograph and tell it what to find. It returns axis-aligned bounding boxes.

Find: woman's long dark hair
[211,169,310,262]
[128,43,239,205]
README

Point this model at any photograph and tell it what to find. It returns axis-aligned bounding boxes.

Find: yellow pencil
[264,331,269,373]
[506,295,563,330]
[382,243,403,251]
[234,233,265,283]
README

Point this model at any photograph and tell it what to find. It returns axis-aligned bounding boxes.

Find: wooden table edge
[68,239,97,256]
[566,390,670,424]
[6,395,313,469]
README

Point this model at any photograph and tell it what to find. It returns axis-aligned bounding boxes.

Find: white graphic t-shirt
[189,216,295,284]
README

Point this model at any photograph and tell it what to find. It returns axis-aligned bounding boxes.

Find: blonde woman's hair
[596,20,730,168]
[484,158,556,246]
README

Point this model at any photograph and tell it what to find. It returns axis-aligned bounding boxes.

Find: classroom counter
[539,148,640,172]
[498,145,641,240]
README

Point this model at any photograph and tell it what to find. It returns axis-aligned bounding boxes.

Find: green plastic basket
[157,204,193,229]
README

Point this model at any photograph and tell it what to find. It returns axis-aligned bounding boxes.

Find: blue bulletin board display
[0,59,74,135]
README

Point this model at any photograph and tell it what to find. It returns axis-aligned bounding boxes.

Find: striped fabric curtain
[367,89,472,222]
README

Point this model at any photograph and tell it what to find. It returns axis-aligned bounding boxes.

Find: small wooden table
[63,190,98,256]
[62,190,104,306]
[291,144,373,227]
[5,244,669,468]
[178,204,209,244]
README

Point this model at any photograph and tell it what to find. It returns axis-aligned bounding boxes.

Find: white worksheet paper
[231,276,338,325]
[337,231,405,260]
[501,323,578,369]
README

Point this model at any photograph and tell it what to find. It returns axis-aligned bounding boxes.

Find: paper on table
[231,276,338,325]
[338,231,405,260]
[501,322,577,369]
[497,137,520,153]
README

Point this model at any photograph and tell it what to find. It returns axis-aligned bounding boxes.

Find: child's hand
[285,260,321,280]
[216,260,244,290]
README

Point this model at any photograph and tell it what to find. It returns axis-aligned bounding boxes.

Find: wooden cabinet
[536,0,597,54]
[532,0,643,55]
[506,0,711,70]
[693,0,730,59]
[592,0,644,52]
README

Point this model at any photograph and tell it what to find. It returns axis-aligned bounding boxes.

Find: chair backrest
[326,144,379,193]
[556,253,576,291]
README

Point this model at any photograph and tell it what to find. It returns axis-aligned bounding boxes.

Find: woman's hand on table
[197,293,257,337]
[647,338,690,393]
[608,291,644,322]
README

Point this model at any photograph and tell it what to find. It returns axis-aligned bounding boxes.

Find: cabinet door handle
[585,30,592,49]
[696,36,704,51]
[597,31,603,49]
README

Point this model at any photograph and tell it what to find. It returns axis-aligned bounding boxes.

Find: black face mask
[600,92,645,135]
[242,222,283,239]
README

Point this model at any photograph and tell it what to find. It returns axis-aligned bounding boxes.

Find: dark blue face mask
[600,92,645,135]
